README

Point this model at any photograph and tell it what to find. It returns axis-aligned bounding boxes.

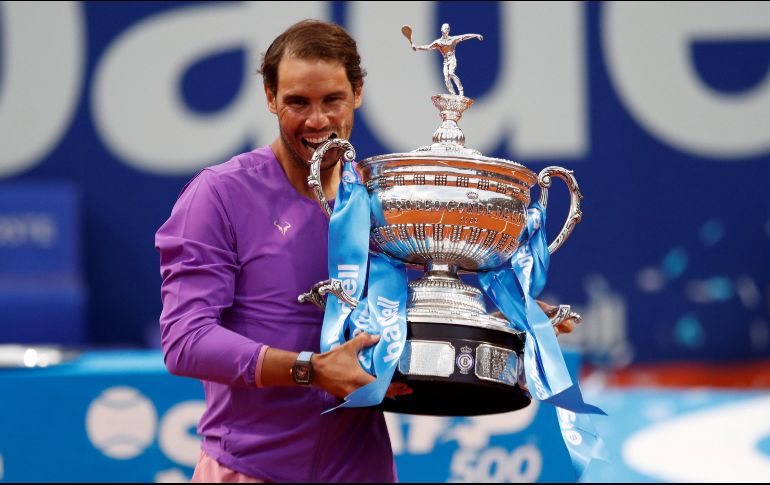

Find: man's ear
[353,82,363,109]
[265,84,277,114]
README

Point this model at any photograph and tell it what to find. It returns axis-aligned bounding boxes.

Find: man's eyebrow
[323,91,348,98]
[282,91,348,101]
[282,94,308,102]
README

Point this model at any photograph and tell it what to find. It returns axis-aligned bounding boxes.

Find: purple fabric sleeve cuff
[254,345,270,388]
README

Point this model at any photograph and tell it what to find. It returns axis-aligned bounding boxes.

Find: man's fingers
[536,299,557,316]
[385,382,413,398]
[555,319,576,336]
[350,332,380,352]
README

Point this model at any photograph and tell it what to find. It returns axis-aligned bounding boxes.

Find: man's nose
[305,104,330,130]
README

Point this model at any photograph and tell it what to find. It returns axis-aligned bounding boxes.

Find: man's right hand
[312,332,412,400]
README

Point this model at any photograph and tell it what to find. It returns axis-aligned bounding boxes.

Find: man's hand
[312,332,412,399]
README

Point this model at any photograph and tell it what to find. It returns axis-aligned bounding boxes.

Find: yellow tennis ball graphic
[86,386,158,459]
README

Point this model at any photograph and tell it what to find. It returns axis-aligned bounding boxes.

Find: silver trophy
[299,24,583,416]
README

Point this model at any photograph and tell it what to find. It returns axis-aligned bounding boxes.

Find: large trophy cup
[299,24,583,416]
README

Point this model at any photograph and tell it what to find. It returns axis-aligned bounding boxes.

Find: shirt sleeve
[155,169,264,388]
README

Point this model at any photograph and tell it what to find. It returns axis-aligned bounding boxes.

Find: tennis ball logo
[86,386,158,459]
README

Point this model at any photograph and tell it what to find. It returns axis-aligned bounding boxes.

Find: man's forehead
[275,56,351,94]
[277,55,346,76]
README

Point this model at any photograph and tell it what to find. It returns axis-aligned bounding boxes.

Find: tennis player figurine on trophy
[402,23,483,97]
[298,23,587,417]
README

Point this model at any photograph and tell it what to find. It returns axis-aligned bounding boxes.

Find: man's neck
[271,139,341,202]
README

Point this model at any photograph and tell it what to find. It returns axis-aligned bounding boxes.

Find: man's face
[266,56,362,170]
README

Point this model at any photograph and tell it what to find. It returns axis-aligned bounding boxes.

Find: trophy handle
[545,304,582,327]
[307,138,357,219]
[537,166,583,255]
[298,279,360,310]
[301,139,363,310]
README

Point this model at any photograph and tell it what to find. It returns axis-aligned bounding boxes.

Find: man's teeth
[305,136,329,144]
[303,133,339,146]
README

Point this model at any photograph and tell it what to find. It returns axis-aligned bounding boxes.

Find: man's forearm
[161,314,264,388]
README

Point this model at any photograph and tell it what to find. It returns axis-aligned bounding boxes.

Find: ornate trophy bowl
[362,150,535,271]
[299,24,582,416]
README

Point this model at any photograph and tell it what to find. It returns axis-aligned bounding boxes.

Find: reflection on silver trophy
[299,24,583,416]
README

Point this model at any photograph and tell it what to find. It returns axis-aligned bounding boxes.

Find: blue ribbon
[320,162,370,354]
[478,203,607,477]
[321,161,408,411]
[338,253,407,408]
[556,401,609,478]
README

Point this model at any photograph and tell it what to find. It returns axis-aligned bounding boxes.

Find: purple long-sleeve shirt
[155,146,395,482]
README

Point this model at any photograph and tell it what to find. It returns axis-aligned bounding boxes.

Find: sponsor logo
[337,264,359,299]
[86,387,157,459]
[324,264,361,350]
[85,385,205,479]
[377,296,403,364]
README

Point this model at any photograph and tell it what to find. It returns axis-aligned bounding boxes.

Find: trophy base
[376,321,531,416]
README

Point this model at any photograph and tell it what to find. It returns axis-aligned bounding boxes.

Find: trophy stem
[408,262,487,317]
[424,262,459,278]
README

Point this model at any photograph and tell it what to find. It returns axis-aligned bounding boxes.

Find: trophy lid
[359,150,537,189]
[359,24,535,185]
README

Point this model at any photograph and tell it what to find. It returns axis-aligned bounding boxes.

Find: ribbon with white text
[478,203,606,476]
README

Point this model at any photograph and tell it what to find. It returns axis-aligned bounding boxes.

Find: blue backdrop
[1,1,768,365]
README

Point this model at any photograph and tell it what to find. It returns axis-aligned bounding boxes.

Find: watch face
[293,352,314,385]
[295,366,311,382]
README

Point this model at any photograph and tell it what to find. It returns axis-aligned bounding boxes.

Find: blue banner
[0,349,585,483]
[0,1,767,367]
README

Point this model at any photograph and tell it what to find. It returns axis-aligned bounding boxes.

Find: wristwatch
[291,351,314,386]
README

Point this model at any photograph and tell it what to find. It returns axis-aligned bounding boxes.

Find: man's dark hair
[259,19,366,95]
